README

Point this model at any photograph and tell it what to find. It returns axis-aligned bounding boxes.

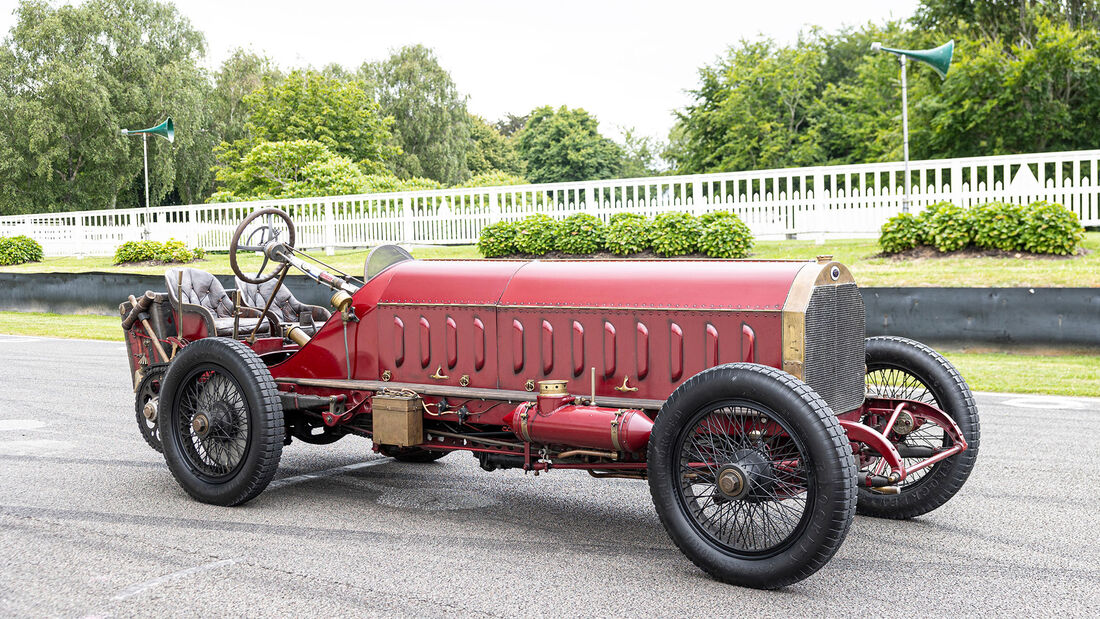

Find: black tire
[135,364,168,453]
[160,338,284,506]
[378,446,450,463]
[859,336,980,519]
[648,363,857,589]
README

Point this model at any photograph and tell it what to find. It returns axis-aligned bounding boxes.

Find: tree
[363,45,471,184]
[212,49,281,147]
[618,128,666,178]
[0,0,210,214]
[494,113,528,137]
[515,105,622,183]
[241,69,397,174]
[210,140,368,201]
[467,115,524,176]
[667,36,826,173]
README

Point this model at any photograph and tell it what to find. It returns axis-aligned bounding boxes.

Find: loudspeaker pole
[142,133,150,237]
[900,54,910,213]
[120,117,175,240]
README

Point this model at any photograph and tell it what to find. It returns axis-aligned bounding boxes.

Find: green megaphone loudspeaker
[870,40,954,79]
[121,117,174,143]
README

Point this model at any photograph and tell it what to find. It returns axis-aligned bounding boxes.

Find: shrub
[916,201,952,245]
[971,201,1024,251]
[879,212,923,254]
[114,239,203,265]
[1019,201,1084,255]
[650,211,703,257]
[0,235,44,265]
[513,213,559,255]
[556,213,606,254]
[926,203,973,252]
[477,220,519,258]
[700,213,754,258]
[605,213,654,255]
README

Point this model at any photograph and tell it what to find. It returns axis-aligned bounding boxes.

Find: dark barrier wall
[1,273,1098,348]
[862,287,1100,348]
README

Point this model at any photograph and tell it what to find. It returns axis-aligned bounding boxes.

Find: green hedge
[698,211,754,258]
[880,200,1084,256]
[114,239,205,265]
[556,213,606,254]
[475,210,755,258]
[476,220,518,258]
[0,235,44,265]
[606,213,653,255]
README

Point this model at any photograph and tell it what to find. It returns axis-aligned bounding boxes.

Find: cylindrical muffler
[507,388,653,454]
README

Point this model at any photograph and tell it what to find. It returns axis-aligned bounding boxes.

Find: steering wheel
[229,208,296,284]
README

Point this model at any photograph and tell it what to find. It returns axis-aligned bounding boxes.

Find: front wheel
[859,336,981,519]
[648,363,857,589]
[160,338,284,506]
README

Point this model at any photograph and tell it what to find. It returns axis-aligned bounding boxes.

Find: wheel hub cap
[192,413,210,437]
[717,465,749,500]
[142,397,158,421]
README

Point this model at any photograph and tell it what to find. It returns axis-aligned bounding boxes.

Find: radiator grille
[803,283,866,413]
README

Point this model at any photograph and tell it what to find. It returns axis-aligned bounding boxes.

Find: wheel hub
[717,465,749,500]
[191,413,210,437]
[891,411,916,435]
[715,449,773,502]
[142,397,158,421]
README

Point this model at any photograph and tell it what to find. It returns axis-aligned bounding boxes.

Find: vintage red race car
[120,208,980,589]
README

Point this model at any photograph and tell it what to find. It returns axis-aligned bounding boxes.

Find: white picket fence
[2,149,1098,257]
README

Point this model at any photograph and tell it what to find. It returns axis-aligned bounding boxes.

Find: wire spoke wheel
[864,367,946,489]
[676,403,813,556]
[648,363,856,589]
[160,338,284,506]
[176,367,251,480]
[858,337,981,519]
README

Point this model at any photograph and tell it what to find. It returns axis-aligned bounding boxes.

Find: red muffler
[504,381,653,454]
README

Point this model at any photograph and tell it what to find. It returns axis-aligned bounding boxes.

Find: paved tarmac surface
[1,334,1098,617]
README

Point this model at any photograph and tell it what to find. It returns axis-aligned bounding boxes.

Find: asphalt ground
[0,335,1097,617]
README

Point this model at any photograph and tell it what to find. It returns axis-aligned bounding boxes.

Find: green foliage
[605,214,654,255]
[114,239,202,264]
[241,69,396,172]
[468,115,525,177]
[650,212,703,257]
[1019,200,1085,255]
[364,45,471,184]
[457,171,529,188]
[556,213,607,254]
[513,214,559,255]
[212,49,282,147]
[698,212,754,258]
[360,174,443,194]
[878,212,924,254]
[619,128,666,178]
[0,235,44,265]
[515,106,622,183]
[476,221,519,258]
[971,201,1025,250]
[916,201,953,245]
[212,140,365,200]
[0,0,211,214]
[927,203,974,252]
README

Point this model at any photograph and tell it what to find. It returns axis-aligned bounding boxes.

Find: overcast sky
[0,0,920,142]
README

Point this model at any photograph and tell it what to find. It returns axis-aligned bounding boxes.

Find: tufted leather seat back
[165,268,235,318]
[235,277,330,323]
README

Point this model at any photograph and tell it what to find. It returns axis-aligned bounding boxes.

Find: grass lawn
[2,231,1097,287]
[1,311,1096,396]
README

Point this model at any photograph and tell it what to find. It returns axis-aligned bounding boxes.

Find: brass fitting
[285,324,312,347]
[331,290,353,313]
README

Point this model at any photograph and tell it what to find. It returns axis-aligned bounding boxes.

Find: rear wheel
[859,337,980,519]
[160,338,284,506]
[648,363,857,589]
[135,364,167,453]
